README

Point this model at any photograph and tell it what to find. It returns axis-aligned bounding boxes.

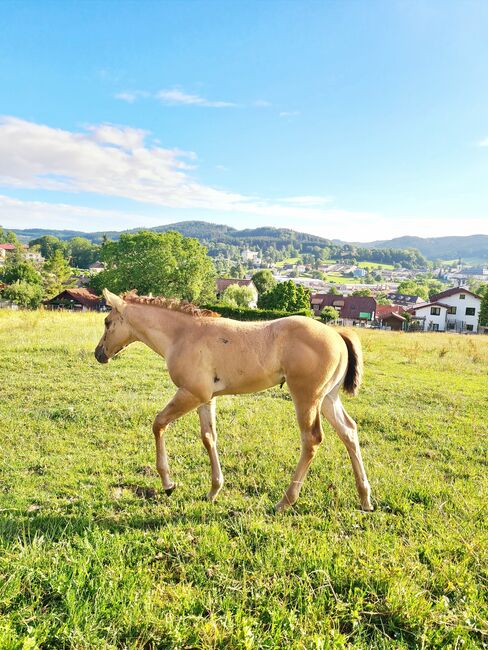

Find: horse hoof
[165,484,176,496]
[360,502,374,512]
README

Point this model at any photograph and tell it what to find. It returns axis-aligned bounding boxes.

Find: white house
[409,302,449,332]
[241,249,261,264]
[429,287,482,333]
[409,287,482,333]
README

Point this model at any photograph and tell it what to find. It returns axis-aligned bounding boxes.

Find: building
[311,294,377,326]
[215,278,258,307]
[352,268,367,278]
[43,288,104,312]
[407,302,450,332]
[0,243,16,266]
[375,304,407,331]
[429,287,482,333]
[241,249,261,264]
[89,261,105,273]
[386,292,424,308]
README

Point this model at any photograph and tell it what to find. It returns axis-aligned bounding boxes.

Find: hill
[11,221,488,262]
[363,234,488,262]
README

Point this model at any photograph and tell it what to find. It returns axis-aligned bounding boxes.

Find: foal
[95,289,373,511]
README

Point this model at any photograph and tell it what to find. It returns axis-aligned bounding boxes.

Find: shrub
[203,304,312,321]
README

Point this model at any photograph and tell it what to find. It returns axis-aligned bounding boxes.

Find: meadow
[0,310,487,649]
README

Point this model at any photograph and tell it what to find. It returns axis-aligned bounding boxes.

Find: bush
[1,280,44,309]
[203,304,312,321]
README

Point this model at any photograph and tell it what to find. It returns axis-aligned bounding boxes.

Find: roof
[44,288,102,309]
[0,243,16,250]
[89,261,104,269]
[381,312,407,322]
[407,301,450,313]
[216,278,256,293]
[310,294,377,319]
[386,292,423,304]
[430,287,482,301]
[376,304,405,318]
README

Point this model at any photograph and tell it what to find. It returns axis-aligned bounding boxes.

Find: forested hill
[362,234,488,261]
[12,221,333,247]
[10,221,488,261]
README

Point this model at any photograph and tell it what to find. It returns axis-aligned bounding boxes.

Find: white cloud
[279,111,300,118]
[156,89,237,108]
[3,116,483,240]
[478,137,488,147]
[254,100,271,108]
[280,195,333,207]
[114,90,149,104]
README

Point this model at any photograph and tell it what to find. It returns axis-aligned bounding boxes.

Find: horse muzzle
[94,344,109,364]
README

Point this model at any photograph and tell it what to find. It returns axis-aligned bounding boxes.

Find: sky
[1,0,488,241]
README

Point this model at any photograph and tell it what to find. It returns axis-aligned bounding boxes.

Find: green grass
[274,257,301,268]
[1,310,487,649]
[357,262,395,270]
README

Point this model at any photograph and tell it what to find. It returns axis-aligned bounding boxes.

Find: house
[24,247,44,264]
[386,292,423,308]
[43,288,104,312]
[375,305,407,331]
[311,294,377,326]
[428,287,482,333]
[352,268,367,278]
[241,249,261,264]
[407,301,450,332]
[0,243,16,266]
[216,278,258,307]
[89,261,105,273]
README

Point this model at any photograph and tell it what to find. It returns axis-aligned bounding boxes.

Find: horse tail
[339,330,363,396]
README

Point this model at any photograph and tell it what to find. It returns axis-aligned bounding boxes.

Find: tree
[42,250,73,298]
[229,262,246,279]
[320,306,339,323]
[352,289,372,297]
[376,293,391,305]
[91,231,216,303]
[479,288,488,327]
[0,226,18,244]
[70,237,99,268]
[0,259,41,285]
[221,284,255,308]
[328,286,340,295]
[252,269,276,296]
[258,280,310,312]
[29,235,68,260]
[396,280,429,301]
[1,280,44,309]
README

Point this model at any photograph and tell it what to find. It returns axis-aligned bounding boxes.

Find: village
[1,238,486,334]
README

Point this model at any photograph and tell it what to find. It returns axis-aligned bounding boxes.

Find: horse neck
[126,304,194,357]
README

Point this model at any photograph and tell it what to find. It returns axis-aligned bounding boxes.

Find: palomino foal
[95,289,373,512]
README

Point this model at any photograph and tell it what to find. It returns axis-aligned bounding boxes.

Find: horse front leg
[153,388,202,495]
[198,399,224,502]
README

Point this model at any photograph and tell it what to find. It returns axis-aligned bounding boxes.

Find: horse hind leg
[275,398,323,512]
[321,389,373,511]
[198,399,224,502]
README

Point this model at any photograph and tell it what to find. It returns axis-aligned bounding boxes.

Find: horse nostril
[95,346,109,364]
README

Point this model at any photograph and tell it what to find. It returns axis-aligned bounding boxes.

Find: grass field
[357,262,395,271]
[1,310,487,649]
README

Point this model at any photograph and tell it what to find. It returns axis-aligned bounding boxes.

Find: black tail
[339,330,363,396]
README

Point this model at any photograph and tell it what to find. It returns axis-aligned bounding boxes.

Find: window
[430,307,441,315]
[466,324,474,331]
[432,323,439,331]
[447,322,455,330]
[447,306,456,314]
[459,294,465,299]
[466,307,475,316]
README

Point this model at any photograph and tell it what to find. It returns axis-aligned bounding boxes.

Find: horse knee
[153,414,168,436]
[201,430,216,449]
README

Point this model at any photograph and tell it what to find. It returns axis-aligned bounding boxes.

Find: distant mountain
[361,235,488,262]
[11,221,488,262]
[12,221,335,247]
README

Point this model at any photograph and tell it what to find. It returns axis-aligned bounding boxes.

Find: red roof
[44,288,102,309]
[0,243,16,250]
[216,278,256,293]
[311,294,377,319]
[430,287,482,301]
[376,304,405,318]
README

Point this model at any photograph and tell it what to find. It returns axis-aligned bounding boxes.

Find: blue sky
[1,0,487,240]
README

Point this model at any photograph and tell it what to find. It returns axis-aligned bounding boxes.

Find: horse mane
[122,290,221,318]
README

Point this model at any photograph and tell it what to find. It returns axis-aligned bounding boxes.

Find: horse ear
[103,288,126,313]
